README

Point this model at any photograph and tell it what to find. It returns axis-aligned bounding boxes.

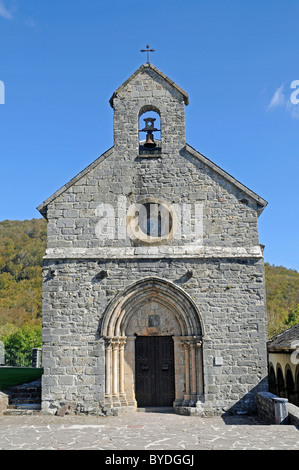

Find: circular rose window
[127,198,177,245]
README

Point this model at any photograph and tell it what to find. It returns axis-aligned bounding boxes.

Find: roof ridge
[109,63,189,108]
[185,143,268,211]
[37,147,113,218]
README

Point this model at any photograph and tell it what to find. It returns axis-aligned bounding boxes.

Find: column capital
[105,336,127,348]
[104,337,113,349]
[180,336,202,349]
[118,337,127,348]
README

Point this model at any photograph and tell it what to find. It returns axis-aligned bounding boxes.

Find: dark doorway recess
[135,336,175,407]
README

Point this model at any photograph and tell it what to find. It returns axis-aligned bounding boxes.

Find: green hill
[0,219,46,341]
[0,218,298,340]
[265,263,299,336]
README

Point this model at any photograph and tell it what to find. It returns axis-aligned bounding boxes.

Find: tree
[285,304,299,327]
[2,324,42,367]
[3,324,42,351]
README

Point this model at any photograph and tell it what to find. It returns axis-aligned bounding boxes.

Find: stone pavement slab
[0,410,298,451]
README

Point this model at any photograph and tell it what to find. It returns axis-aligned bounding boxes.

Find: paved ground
[0,409,298,451]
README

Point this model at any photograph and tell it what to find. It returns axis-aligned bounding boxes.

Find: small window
[126,198,177,246]
[138,202,173,238]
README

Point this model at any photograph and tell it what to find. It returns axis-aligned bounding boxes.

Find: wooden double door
[135,336,175,407]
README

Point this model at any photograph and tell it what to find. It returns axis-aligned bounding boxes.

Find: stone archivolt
[100,276,205,411]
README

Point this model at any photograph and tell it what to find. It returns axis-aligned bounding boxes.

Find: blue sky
[0,0,298,271]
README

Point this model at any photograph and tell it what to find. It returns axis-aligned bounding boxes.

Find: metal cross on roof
[140,44,155,64]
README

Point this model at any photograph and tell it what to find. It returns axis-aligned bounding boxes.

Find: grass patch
[0,367,43,390]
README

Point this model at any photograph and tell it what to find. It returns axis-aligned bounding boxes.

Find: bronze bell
[144,131,156,148]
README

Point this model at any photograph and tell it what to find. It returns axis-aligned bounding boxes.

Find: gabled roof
[37,147,113,218]
[109,63,189,108]
[185,144,268,212]
[268,324,299,352]
[37,143,267,219]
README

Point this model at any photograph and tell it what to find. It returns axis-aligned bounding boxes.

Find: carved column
[182,341,191,406]
[196,340,204,402]
[181,336,203,408]
[112,338,121,407]
[189,341,197,406]
[104,338,113,406]
[119,337,128,405]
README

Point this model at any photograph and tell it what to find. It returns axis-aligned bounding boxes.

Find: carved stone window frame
[126,197,178,246]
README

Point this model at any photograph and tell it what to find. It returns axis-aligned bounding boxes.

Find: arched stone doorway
[277,366,285,398]
[100,277,205,411]
[268,364,276,395]
[286,367,295,404]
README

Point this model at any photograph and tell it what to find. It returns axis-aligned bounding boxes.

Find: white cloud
[25,17,35,27]
[268,85,285,109]
[268,83,299,119]
[0,0,13,19]
[286,99,299,119]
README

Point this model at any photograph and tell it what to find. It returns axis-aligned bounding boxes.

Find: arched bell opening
[100,277,205,411]
[138,106,161,155]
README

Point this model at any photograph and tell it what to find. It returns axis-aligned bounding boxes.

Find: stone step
[137,407,174,413]
[7,396,41,406]
[8,397,41,405]
[3,409,41,416]
[8,403,41,410]
[8,392,41,399]
[3,379,41,409]
[3,403,41,415]
[7,389,41,396]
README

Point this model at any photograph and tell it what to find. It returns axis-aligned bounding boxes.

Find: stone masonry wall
[45,147,260,250]
[42,257,268,414]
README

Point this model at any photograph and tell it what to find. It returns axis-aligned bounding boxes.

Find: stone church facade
[37,63,268,416]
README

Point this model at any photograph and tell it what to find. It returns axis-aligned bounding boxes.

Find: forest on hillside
[0,219,46,349]
[0,218,298,349]
[265,263,299,336]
